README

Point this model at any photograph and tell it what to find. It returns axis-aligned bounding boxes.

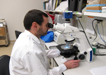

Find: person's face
[38,16,49,36]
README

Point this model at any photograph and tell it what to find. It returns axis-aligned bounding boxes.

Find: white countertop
[45,41,106,75]
[54,55,106,75]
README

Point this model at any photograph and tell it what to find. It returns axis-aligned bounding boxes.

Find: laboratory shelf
[43,0,49,3]
[45,10,63,14]
[45,10,106,18]
[84,12,106,18]
[45,10,83,16]
[0,19,9,47]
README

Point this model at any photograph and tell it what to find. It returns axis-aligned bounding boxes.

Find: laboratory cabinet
[0,19,9,47]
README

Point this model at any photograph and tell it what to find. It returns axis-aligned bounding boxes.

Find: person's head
[23,9,49,38]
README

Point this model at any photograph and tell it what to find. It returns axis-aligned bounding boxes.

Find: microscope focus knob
[79,54,85,60]
[84,51,87,55]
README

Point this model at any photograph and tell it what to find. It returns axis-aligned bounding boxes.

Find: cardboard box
[0,27,5,36]
[87,0,106,5]
[86,4,106,7]
[0,39,6,45]
[88,0,106,4]
[86,9,102,12]
[100,0,106,4]
[86,6,102,10]
[86,4,105,13]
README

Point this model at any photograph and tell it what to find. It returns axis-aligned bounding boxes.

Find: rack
[45,10,106,18]
[84,12,106,18]
[0,19,9,47]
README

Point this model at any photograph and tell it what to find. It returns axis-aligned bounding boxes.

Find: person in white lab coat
[9,9,80,75]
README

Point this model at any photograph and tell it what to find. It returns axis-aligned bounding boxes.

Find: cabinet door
[0,27,5,36]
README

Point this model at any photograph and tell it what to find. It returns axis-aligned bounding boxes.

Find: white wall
[78,16,106,45]
[0,0,44,41]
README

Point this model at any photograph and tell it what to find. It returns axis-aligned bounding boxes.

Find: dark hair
[23,9,48,30]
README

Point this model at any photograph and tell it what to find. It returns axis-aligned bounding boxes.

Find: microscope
[48,22,93,63]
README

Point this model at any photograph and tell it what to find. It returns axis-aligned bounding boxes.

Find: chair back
[0,55,10,75]
[15,30,22,39]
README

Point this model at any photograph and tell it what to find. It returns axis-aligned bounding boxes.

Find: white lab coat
[9,30,66,75]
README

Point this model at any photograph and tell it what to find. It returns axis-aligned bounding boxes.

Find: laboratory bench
[45,41,106,75]
[45,10,106,75]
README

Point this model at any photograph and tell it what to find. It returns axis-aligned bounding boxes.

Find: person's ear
[32,22,38,30]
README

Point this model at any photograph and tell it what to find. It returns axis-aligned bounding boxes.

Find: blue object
[40,31,54,43]
[86,10,102,12]
[86,4,106,7]
[90,50,93,62]
[63,11,73,19]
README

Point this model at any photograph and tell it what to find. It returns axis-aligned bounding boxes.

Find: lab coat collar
[24,30,42,44]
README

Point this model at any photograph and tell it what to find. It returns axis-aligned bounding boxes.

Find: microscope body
[52,23,93,63]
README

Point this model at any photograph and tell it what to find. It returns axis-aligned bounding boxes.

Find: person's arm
[46,49,60,58]
[23,51,66,75]
[23,51,80,75]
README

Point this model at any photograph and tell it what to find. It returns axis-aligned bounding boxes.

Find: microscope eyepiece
[48,23,53,28]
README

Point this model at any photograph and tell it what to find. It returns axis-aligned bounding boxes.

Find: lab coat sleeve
[46,49,60,58]
[48,64,67,75]
[23,51,66,75]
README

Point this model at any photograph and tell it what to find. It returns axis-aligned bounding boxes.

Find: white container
[102,7,106,13]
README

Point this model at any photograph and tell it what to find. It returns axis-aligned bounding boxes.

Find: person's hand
[64,60,81,69]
